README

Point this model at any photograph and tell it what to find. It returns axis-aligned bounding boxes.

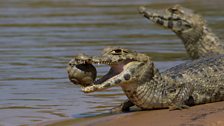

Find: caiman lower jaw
[92,58,138,84]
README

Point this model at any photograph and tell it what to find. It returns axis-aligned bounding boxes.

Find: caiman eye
[168,7,183,14]
[111,49,122,55]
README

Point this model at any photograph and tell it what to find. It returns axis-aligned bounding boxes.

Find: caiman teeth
[91,61,111,65]
[73,59,91,64]
[73,58,115,65]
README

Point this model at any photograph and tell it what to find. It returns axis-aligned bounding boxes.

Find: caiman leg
[169,83,193,110]
[111,99,134,113]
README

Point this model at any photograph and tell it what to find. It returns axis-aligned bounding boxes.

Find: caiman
[139,5,224,59]
[67,47,224,112]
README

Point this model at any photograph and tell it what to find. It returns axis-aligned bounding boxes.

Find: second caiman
[139,5,224,59]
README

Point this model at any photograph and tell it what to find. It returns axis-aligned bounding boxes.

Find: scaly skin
[67,47,224,112]
[139,5,224,59]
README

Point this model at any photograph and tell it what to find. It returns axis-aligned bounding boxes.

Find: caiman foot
[111,104,130,113]
[169,104,190,111]
[110,100,134,113]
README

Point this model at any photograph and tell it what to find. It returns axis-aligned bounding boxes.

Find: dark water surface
[0,0,223,125]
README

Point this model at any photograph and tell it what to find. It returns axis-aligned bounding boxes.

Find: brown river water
[0,0,223,125]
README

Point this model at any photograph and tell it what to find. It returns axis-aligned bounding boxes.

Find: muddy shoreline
[36,101,224,126]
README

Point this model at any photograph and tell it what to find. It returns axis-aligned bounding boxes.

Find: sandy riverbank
[36,101,224,126]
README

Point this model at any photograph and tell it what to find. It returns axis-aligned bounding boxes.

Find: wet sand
[37,101,224,126]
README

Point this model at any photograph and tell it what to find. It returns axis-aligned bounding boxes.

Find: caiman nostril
[138,6,146,14]
[69,63,74,67]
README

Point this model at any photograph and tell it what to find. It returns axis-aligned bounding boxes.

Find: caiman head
[67,47,153,88]
[139,5,205,38]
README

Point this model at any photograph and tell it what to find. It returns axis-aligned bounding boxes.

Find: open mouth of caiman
[67,53,135,87]
[67,47,149,87]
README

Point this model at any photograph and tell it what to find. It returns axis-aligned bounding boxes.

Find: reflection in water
[0,0,223,125]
